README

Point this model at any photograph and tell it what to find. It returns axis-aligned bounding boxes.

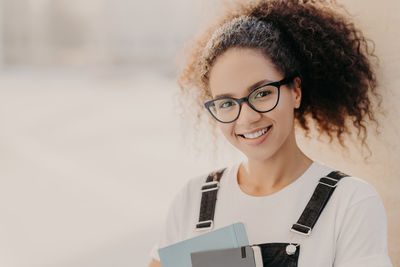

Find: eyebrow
[214,78,273,99]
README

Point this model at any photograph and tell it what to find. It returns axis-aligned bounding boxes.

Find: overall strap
[291,170,350,236]
[195,167,227,231]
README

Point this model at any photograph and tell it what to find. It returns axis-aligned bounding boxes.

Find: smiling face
[208,47,302,162]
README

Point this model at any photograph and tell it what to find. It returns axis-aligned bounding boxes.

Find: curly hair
[175,0,382,158]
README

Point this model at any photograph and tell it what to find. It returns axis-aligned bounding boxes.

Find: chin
[232,142,278,162]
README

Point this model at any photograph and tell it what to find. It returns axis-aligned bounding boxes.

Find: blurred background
[0,0,398,266]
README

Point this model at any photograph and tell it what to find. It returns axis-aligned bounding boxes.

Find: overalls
[195,167,349,267]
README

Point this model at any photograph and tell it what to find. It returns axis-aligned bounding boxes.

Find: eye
[219,100,236,109]
[255,89,272,98]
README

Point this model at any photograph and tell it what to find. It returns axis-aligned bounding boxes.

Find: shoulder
[168,164,233,209]
[313,160,382,207]
[330,176,391,266]
[183,165,232,191]
[161,165,234,235]
[319,167,388,235]
[335,173,382,208]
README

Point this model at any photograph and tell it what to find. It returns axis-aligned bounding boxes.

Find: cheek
[274,104,295,129]
[218,124,235,139]
[267,96,295,129]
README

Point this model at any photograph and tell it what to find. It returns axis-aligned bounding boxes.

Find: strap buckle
[201,181,219,192]
[290,223,312,236]
[195,220,214,231]
[319,176,339,188]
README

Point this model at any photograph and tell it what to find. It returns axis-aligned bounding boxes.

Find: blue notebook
[158,222,249,267]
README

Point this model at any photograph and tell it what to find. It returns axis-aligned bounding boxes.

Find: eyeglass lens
[209,85,279,122]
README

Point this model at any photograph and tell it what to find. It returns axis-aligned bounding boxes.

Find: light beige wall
[322,0,400,264]
[197,0,400,264]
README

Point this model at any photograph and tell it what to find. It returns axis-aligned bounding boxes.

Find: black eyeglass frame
[204,76,295,123]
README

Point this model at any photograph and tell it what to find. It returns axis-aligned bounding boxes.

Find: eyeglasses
[204,76,294,123]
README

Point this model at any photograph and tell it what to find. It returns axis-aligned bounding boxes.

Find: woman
[148,0,392,266]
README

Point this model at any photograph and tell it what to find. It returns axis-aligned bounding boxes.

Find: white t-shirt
[149,160,393,267]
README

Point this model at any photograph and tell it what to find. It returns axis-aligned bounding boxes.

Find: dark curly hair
[175,0,382,158]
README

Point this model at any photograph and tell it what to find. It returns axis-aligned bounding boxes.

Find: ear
[292,77,302,109]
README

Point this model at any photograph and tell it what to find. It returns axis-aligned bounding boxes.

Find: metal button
[286,244,297,255]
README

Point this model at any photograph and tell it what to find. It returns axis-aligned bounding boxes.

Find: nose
[236,101,262,124]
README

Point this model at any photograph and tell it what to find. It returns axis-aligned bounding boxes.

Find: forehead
[208,47,282,98]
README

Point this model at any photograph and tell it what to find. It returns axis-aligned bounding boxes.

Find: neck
[238,126,313,196]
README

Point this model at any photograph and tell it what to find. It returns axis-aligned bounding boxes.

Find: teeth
[242,126,270,139]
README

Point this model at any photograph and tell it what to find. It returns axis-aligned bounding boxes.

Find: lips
[236,125,273,146]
